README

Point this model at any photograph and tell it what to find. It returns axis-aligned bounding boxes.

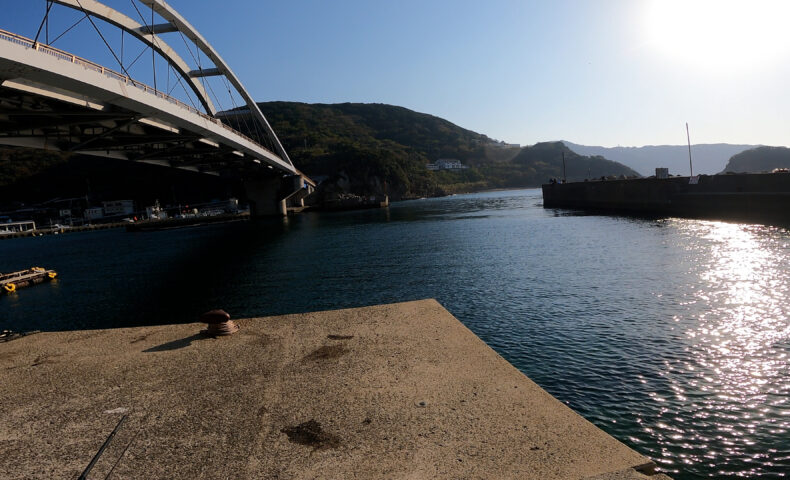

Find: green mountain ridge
[253,102,640,199]
[722,146,790,173]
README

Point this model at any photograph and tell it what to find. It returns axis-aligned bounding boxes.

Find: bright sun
[645,0,790,71]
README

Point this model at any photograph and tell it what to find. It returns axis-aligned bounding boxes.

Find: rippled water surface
[2,189,790,478]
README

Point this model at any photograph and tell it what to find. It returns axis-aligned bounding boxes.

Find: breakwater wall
[542,173,790,223]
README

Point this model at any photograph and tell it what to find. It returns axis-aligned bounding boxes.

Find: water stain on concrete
[304,345,348,361]
[243,332,271,347]
[327,334,354,340]
[281,420,340,449]
[67,331,102,343]
[130,332,153,344]
[0,351,17,362]
[31,353,61,367]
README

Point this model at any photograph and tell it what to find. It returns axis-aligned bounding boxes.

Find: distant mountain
[254,102,638,197]
[500,141,638,183]
[562,141,758,176]
[722,146,790,173]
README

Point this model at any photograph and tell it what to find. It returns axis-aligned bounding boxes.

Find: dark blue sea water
[2,188,789,479]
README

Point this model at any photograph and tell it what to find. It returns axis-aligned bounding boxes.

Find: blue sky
[3,0,790,147]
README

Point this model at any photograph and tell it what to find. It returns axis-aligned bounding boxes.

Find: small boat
[1,267,58,294]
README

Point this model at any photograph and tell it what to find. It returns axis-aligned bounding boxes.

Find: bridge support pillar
[244,177,287,217]
[244,174,315,217]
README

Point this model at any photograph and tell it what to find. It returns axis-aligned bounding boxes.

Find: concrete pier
[0,300,671,479]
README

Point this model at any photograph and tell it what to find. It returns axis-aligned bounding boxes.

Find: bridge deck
[0,28,296,176]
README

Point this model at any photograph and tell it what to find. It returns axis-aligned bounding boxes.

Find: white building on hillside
[426,159,468,170]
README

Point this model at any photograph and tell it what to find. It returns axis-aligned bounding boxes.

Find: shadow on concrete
[143,333,207,352]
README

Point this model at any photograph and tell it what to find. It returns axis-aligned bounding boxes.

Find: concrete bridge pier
[282,175,314,209]
[244,177,287,217]
[244,175,315,217]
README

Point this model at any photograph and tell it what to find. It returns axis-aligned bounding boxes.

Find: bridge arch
[47,0,292,166]
[139,0,292,166]
[51,0,216,116]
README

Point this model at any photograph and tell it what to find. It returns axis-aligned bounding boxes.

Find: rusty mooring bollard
[200,309,239,336]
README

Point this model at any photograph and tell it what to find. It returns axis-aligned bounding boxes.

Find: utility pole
[562,152,567,183]
[686,122,693,177]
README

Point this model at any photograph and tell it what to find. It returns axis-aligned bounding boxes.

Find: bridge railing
[0,28,278,162]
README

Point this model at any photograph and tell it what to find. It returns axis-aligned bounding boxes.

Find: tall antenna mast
[686,122,693,177]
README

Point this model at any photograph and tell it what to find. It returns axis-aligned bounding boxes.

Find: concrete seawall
[0,300,671,479]
[543,173,790,223]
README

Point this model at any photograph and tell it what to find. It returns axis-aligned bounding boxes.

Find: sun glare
[645,0,790,72]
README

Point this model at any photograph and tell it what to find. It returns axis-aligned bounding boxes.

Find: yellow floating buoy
[3,283,16,293]
[47,271,57,279]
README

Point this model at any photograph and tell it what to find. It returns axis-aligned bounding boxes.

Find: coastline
[397,185,542,202]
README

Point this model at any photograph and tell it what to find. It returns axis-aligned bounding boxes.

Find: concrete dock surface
[0,299,672,479]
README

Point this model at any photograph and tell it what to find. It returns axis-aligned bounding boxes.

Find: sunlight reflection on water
[648,220,790,477]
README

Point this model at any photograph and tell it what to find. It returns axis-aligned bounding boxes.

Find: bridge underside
[0,82,255,176]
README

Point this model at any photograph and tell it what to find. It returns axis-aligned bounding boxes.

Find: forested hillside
[722,146,790,173]
[256,102,639,198]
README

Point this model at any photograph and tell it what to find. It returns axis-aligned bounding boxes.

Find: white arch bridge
[0,0,313,216]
